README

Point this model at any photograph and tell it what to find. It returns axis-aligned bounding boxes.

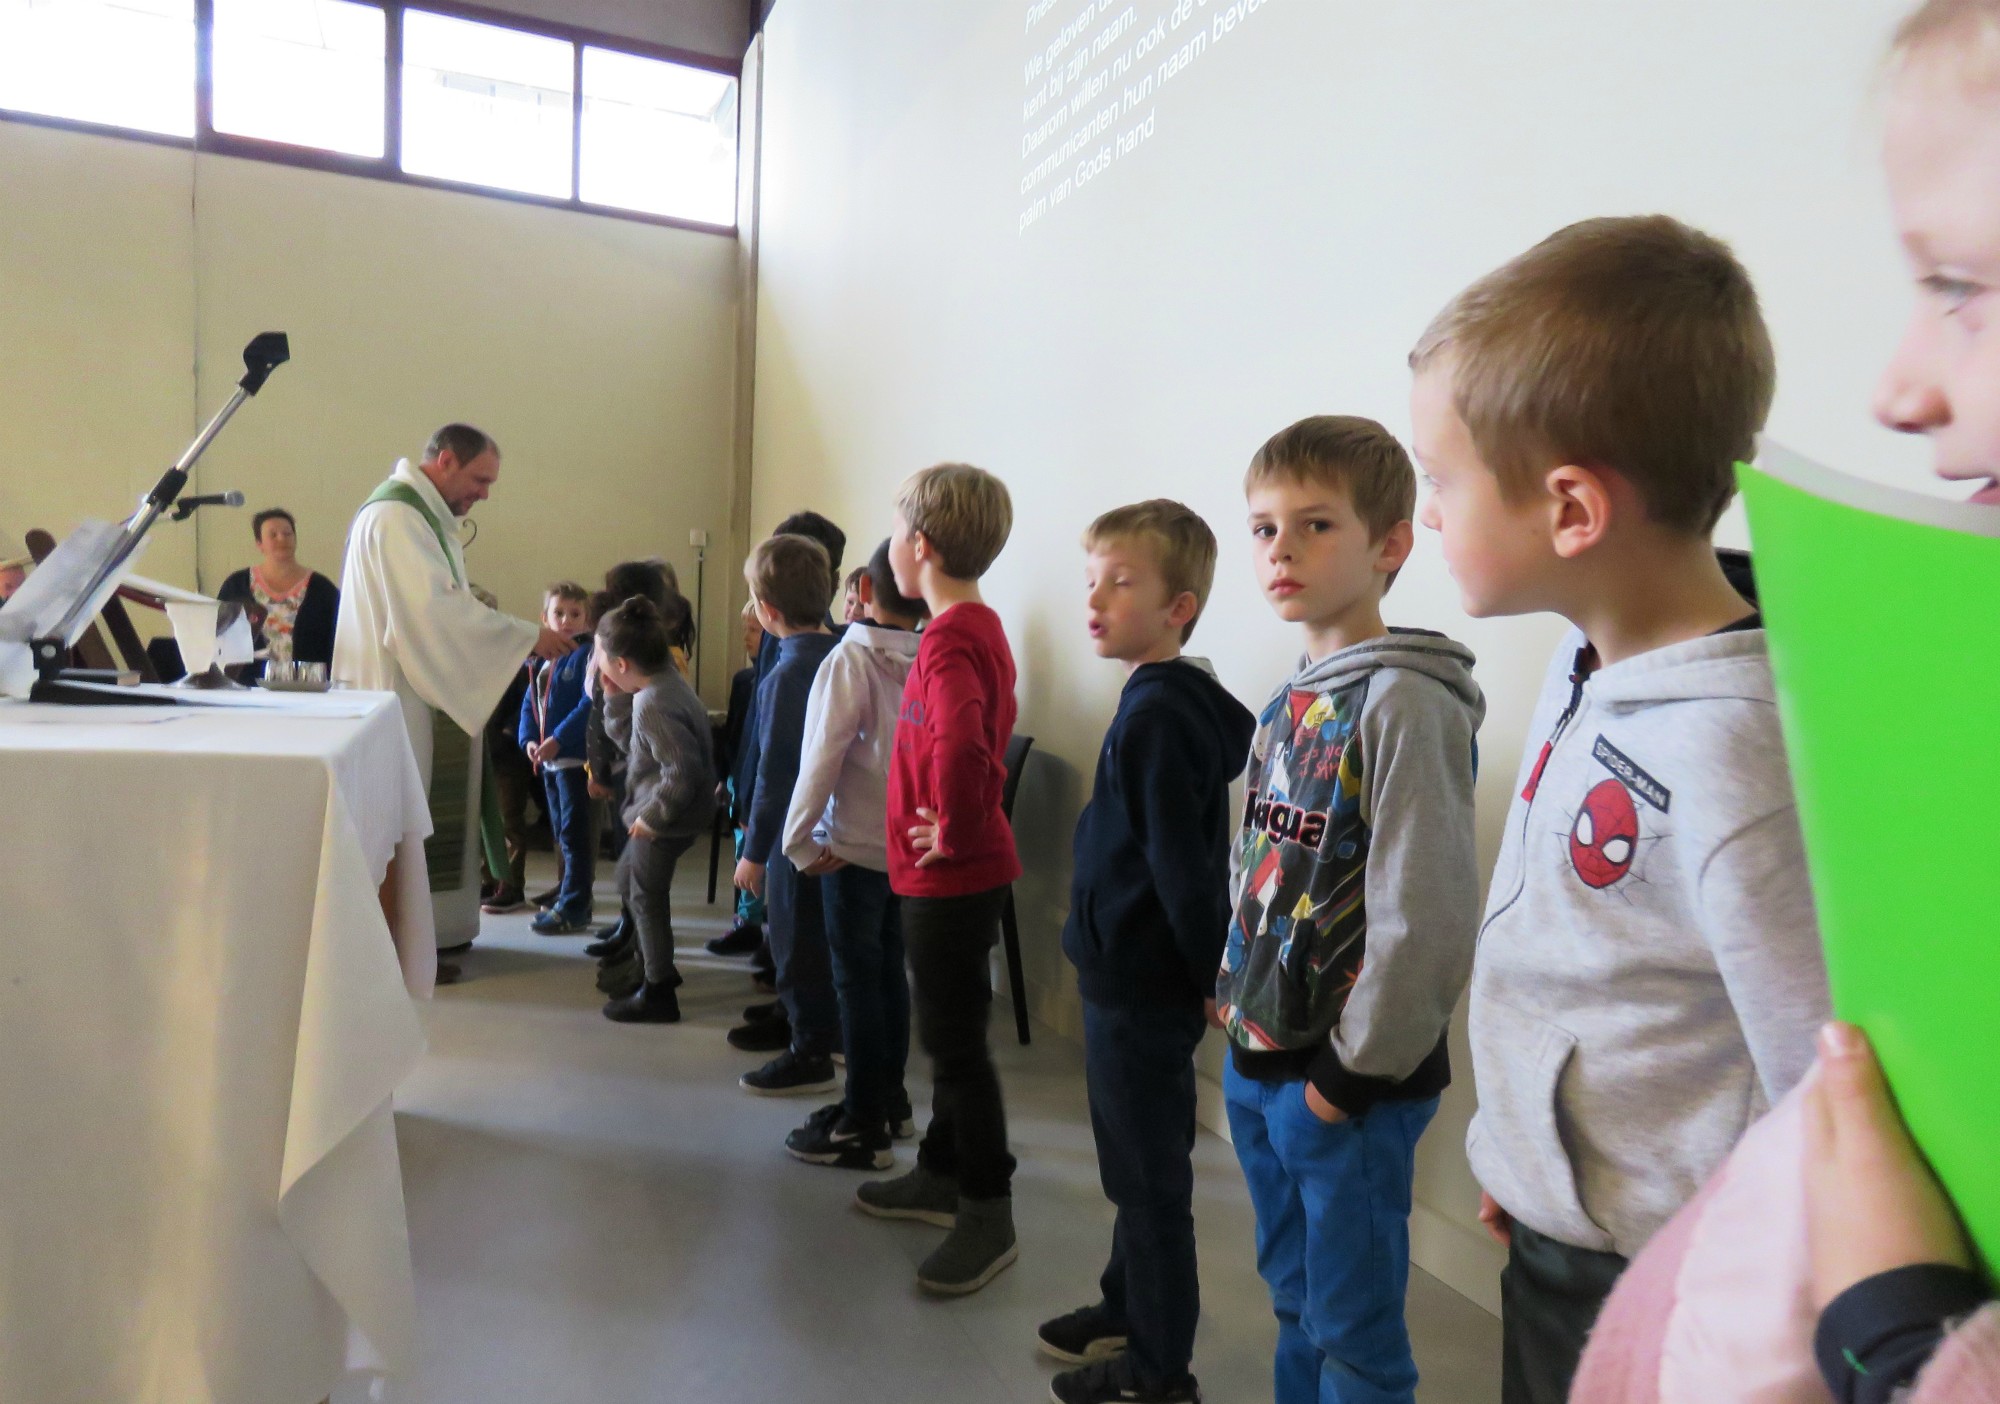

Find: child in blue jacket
[520,582,597,934]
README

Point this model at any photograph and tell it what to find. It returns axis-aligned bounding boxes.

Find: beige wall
[1,118,742,703]
[748,0,1926,1312]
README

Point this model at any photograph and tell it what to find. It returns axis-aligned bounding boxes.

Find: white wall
[0,119,742,702]
[748,0,1927,1310]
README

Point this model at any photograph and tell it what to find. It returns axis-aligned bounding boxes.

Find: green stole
[362,478,511,892]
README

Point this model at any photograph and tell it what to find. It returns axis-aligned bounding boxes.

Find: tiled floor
[360,855,1500,1403]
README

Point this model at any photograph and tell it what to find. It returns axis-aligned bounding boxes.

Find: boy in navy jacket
[520,581,597,934]
[1039,501,1254,1404]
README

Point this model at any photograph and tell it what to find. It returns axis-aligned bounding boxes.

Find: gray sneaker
[854,1164,958,1228]
[917,1195,1017,1295]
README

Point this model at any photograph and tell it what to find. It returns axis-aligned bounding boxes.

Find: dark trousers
[908,885,1016,1201]
[822,865,909,1125]
[620,831,693,987]
[1085,997,1206,1388]
[542,766,595,919]
[766,854,840,1057]
[487,741,534,890]
[1499,1221,1629,1404]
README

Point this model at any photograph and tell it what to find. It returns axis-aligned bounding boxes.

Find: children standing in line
[734,534,845,1096]
[1038,501,1254,1404]
[520,581,598,936]
[1408,216,1829,1404]
[1216,418,1485,1404]
[781,539,930,1169]
[594,595,716,1024]
[854,463,1024,1297]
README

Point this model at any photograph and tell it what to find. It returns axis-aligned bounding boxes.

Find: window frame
[0,0,739,234]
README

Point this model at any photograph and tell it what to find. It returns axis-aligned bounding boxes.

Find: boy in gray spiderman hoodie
[1216,417,1484,1404]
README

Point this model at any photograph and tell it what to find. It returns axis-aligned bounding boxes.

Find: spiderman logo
[1569,778,1639,889]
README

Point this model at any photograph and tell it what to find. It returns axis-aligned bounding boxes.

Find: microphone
[169,490,246,522]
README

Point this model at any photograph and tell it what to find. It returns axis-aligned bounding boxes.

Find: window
[0,1,738,230]
[0,0,195,138]
[400,9,572,199]
[580,46,736,225]
[211,0,385,157]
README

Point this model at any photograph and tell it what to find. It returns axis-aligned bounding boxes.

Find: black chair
[999,734,1034,1046]
[707,717,730,903]
[707,804,729,904]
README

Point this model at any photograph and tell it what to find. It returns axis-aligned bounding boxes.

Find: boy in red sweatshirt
[854,462,1023,1297]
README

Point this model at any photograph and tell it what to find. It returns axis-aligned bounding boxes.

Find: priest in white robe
[334,424,574,982]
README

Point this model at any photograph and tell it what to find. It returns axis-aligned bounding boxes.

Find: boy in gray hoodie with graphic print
[1408,215,1830,1404]
[1216,416,1484,1404]
[779,540,928,1169]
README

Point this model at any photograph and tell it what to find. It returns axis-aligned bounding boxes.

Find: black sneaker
[888,1089,918,1140]
[1049,1356,1199,1404]
[740,1049,837,1097]
[585,922,630,958]
[1037,1303,1130,1365]
[706,922,763,957]
[532,908,593,936]
[786,1107,893,1170]
[530,885,562,909]
[741,1000,783,1023]
[602,982,681,1024]
[598,954,644,1000]
[727,1014,791,1052]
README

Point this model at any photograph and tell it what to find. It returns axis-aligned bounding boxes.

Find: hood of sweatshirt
[1288,628,1485,730]
[1584,627,1775,714]
[1124,657,1257,776]
[841,620,921,663]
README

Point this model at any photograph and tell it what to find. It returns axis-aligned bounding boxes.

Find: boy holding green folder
[1407,215,1832,1404]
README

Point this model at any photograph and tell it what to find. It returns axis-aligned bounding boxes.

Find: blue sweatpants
[1223,1061,1438,1404]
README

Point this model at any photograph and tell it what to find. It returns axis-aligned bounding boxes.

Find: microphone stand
[28,332,290,703]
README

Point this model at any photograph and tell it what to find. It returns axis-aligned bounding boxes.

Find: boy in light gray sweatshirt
[779,540,927,1169]
[1408,215,1830,1404]
[594,595,716,1025]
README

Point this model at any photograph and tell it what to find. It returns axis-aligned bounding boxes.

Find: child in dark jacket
[519,581,597,934]
[732,534,843,1095]
[1039,502,1254,1404]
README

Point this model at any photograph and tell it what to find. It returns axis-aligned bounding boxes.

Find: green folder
[1740,444,2000,1270]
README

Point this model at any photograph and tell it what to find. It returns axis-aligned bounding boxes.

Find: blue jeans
[1223,1062,1438,1404]
[766,854,840,1058]
[542,766,594,921]
[821,865,909,1126]
[1084,998,1206,1388]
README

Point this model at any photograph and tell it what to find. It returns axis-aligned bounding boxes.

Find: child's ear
[1166,589,1200,633]
[1544,464,1617,558]
[1374,520,1416,577]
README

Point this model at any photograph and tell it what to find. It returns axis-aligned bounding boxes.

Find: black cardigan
[216,567,341,667]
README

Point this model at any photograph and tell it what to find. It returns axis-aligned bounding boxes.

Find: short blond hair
[745,534,832,629]
[1410,215,1774,537]
[543,580,589,609]
[1893,0,2000,79]
[895,463,1013,580]
[1083,500,1219,643]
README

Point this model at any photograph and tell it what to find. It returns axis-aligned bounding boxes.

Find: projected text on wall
[1019,0,1272,233]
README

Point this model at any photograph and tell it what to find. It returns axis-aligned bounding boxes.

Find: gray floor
[373,853,1500,1404]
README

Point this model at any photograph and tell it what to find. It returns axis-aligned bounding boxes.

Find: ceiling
[469,0,758,64]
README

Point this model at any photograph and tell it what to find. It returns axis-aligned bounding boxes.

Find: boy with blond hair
[854,463,1024,1296]
[1217,417,1485,1404]
[1037,501,1254,1404]
[1408,215,1830,1404]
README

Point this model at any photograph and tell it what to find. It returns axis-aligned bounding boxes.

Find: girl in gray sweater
[594,596,717,1024]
